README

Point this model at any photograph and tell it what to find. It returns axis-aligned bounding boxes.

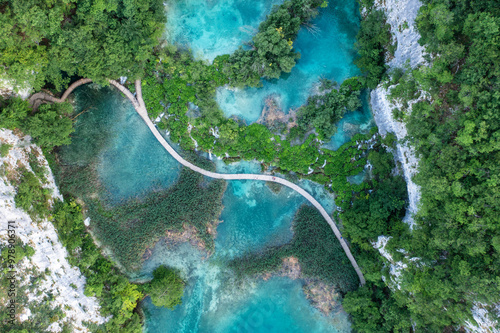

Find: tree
[0,97,30,129]
[0,0,166,91]
[24,102,74,148]
[297,78,363,139]
[355,9,392,88]
[141,265,185,310]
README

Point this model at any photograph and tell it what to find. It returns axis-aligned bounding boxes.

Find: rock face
[371,1,500,331]
[379,0,426,68]
[370,0,426,227]
[0,129,106,332]
[0,77,31,100]
[466,304,500,333]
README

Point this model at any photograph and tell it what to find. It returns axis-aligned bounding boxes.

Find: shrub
[141,266,185,310]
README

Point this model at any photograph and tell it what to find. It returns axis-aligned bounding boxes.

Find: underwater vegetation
[53,87,227,272]
[86,168,226,271]
[229,204,360,294]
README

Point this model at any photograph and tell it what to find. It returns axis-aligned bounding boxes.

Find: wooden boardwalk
[30,79,366,285]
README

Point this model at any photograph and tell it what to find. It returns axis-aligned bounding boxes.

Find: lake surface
[60,1,373,330]
[166,0,374,150]
[165,0,283,62]
[64,84,351,333]
[215,0,362,124]
[61,85,182,203]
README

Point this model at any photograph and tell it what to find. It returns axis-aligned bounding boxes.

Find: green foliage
[355,8,392,88]
[28,151,47,184]
[0,0,166,91]
[229,205,360,293]
[0,97,30,130]
[346,1,500,330]
[0,238,35,272]
[52,200,86,255]
[0,295,67,332]
[0,143,12,157]
[141,266,185,309]
[145,53,371,187]
[297,78,364,139]
[343,281,413,332]
[55,145,227,271]
[84,169,226,271]
[14,167,51,219]
[24,102,74,148]
[341,174,407,245]
[339,138,411,329]
[0,97,74,149]
[225,0,325,86]
[51,198,144,332]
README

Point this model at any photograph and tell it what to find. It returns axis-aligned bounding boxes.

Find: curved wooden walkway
[30,79,366,285]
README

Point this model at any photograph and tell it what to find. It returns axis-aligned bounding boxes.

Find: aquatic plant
[87,168,226,271]
[55,148,227,272]
[229,205,360,294]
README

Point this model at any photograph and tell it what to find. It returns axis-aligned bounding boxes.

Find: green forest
[0,0,499,332]
[344,0,500,332]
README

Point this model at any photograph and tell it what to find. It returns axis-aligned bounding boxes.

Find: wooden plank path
[30,79,366,285]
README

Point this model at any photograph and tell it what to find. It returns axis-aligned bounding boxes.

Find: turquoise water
[61,1,367,330]
[66,86,351,332]
[141,179,350,332]
[216,1,362,123]
[68,86,182,203]
[141,167,349,332]
[324,90,375,150]
[216,181,303,258]
[165,0,282,62]
[144,271,350,333]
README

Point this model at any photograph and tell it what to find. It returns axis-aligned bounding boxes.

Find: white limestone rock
[0,129,106,331]
[371,0,427,227]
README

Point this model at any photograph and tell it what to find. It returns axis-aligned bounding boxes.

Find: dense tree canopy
[344,0,500,331]
[141,266,185,310]
[297,77,364,139]
[25,102,74,147]
[354,8,392,88]
[0,97,74,148]
[0,0,165,91]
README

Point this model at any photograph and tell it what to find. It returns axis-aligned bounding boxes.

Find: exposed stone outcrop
[0,129,106,331]
[370,0,426,227]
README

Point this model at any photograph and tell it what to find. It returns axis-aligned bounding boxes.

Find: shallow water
[143,270,350,333]
[63,85,352,332]
[64,86,182,203]
[143,228,353,333]
[324,90,375,151]
[144,2,365,329]
[165,0,283,62]
[216,1,362,123]
[59,2,365,329]
[216,180,303,258]
[141,164,350,332]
